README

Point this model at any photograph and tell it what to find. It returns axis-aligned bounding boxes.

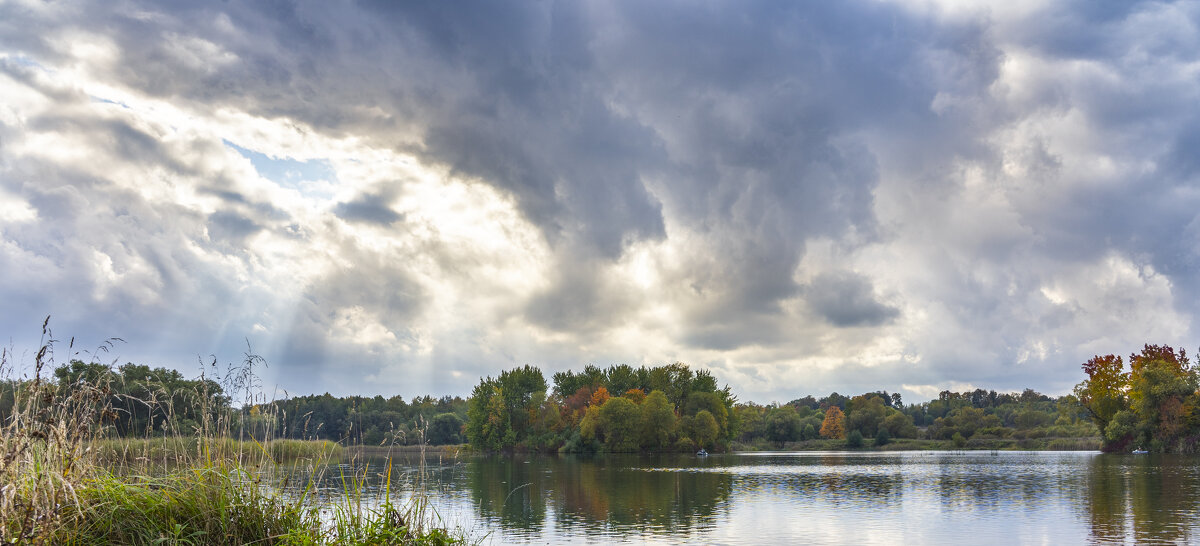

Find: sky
[1,0,1198,404]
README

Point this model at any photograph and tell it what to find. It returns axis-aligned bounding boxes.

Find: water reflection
[275,451,1200,544]
[465,454,733,539]
[1084,454,1200,545]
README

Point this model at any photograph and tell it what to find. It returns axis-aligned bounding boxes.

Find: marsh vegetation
[0,320,464,545]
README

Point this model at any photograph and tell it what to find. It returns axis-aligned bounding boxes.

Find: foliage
[640,390,676,450]
[1075,344,1200,453]
[692,410,719,449]
[467,362,735,453]
[820,406,846,439]
[764,405,802,447]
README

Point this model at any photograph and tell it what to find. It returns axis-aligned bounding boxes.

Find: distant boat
[1132,448,1149,454]
[696,449,708,456]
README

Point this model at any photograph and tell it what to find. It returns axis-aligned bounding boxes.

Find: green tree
[881,412,917,438]
[428,413,464,445]
[598,397,641,452]
[692,410,719,449]
[764,406,802,448]
[466,379,512,451]
[640,390,676,450]
[497,365,547,440]
[845,394,888,437]
[1074,354,1129,437]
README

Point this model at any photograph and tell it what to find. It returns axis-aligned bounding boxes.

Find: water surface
[289,451,1200,545]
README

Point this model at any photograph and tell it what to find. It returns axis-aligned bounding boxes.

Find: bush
[874,428,890,447]
[846,430,864,448]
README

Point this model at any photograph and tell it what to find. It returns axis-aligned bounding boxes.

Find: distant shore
[731,436,1102,452]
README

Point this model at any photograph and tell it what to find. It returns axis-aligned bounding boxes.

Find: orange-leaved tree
[820,406,845,439]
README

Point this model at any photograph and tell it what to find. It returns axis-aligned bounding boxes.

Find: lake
[291,450,1200,544]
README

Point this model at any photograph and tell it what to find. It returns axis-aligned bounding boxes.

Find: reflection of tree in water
[465,455,733,537]
[465,455,549,531]
[1084,454,1200,544]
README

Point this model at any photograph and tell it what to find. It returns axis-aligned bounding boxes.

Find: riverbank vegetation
[1076,344,1200,453]
[0,321,465,544]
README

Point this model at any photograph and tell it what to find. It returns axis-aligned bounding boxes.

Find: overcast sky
[1,0,1197,403]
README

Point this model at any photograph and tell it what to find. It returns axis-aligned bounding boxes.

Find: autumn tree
[820,406,846,439]
[1126,345,1197,450]
[1074,354,1129,437]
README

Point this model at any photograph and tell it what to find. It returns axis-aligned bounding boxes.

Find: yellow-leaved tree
[820,406,846,439]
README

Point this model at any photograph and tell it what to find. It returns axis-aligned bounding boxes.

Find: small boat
[696,449,708,456]
[1132,448,1149,454]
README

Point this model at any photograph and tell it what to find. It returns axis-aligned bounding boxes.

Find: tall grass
[0,319,466,545]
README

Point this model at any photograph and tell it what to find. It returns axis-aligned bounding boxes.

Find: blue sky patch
[223,140,337,189]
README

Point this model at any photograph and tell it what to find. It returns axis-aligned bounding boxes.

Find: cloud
[807,271,900,328]
[333,194,403,225]
[1,0,1198,402]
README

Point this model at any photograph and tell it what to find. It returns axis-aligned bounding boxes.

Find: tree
[428,413,464,445]
[466,379,512,451]
[497,365,547,439]
[1074,354,1129,436]
[686,391,729,439]
[598,397,642,452]
[820,406,846,439]
[640,390,676,450]
[882,412,917,438]
[765,406,802,448]
[845,395,888,437]
[692,410,719,449]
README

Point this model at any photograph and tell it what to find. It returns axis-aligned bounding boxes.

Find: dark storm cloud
[333,194,402,225]
[807,271,899,328]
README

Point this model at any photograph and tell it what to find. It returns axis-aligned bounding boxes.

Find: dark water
[290,451,1200,545]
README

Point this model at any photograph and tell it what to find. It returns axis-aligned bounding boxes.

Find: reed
[0,319,467,545]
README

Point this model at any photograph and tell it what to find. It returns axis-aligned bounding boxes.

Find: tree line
[463,362,1098,453]
[465,363,738,452]
[33,350,1177,453]
[0,359,469,446]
